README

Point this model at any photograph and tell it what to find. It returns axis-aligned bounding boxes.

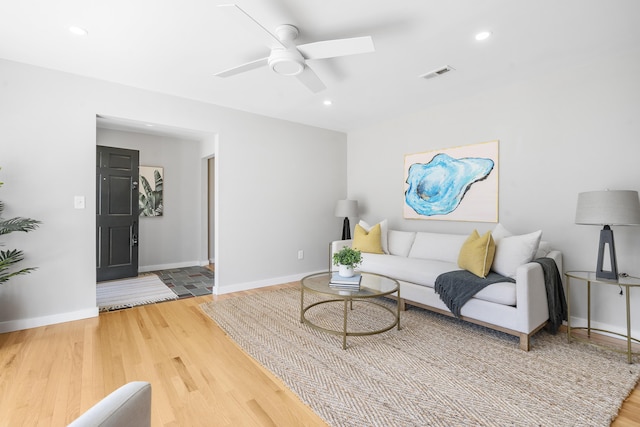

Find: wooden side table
[565,271,640,363]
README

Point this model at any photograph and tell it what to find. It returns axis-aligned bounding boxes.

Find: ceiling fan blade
[297,36,374,60]
[296,66,326,93]
[218,4,286,50]
[214,57,269,78]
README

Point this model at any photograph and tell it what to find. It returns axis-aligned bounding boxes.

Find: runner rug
[201,288,640,427]
[97,274,177,312]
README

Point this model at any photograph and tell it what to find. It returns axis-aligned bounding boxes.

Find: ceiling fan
[214,4,375,93]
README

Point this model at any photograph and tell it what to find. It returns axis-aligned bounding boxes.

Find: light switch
[74,196,85,209]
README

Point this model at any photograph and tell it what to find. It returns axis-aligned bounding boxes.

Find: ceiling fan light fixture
[268,49,305,76]
[215,5,374,92]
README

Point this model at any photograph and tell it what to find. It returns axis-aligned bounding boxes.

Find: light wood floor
[0,282,325,426]
[0,283,639,426]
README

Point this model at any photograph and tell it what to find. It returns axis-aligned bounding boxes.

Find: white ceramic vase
[338,264,354,277]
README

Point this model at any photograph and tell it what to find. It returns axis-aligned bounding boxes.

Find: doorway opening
[96,115,217,292]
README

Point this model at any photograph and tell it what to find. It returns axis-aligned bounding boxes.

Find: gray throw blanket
[434,270,515,318]
[434,257,567,335]
[532,257,567,334]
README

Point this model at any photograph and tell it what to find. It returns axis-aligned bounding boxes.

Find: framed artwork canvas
[403,140,499,222]
[139,166,164,217]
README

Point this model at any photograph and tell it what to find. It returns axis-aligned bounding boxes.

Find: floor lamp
[335,199,358,240]
[575,190,640,280]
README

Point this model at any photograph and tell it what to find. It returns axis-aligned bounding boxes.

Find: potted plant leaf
[0,168,41,285]
[332,246,362,277]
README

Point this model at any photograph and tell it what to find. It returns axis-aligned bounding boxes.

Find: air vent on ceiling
[419,65,455,80]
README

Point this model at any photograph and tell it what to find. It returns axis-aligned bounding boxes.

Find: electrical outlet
[298,250,304,260]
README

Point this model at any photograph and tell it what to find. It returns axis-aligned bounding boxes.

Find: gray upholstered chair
[68,381,152,427]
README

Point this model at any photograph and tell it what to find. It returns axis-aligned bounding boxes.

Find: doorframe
[96,115,218,288]
[200,134,218,293]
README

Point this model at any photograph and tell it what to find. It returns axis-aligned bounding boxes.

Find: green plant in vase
[332,247,362,277]
[0,168,41,284]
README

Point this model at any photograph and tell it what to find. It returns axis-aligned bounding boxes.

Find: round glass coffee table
[300,271,400,349]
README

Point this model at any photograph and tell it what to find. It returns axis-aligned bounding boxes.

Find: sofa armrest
[329,239,353,271]
[545,250,563,278]
[514,250,563,333]
[68,381,152,427]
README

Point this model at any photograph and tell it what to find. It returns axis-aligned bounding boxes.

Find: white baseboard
[213,270,323,295]
[0,306,98,334]
[568,315,640,342]
[139,261,203,273]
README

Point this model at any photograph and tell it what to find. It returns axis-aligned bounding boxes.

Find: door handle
[131,221,138,247]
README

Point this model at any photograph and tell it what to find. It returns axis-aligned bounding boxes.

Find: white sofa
[68,381,151,427]
[330,225,562,351]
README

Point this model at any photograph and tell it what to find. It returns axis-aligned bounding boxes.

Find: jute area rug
[201,288,640,427]
[97,274,177,312]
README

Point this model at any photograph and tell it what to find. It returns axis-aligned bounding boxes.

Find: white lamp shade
[575,190,640,225]
[335,199,358,218]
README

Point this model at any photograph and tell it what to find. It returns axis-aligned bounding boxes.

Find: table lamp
[575,190,640,280]
[335,199,358,240]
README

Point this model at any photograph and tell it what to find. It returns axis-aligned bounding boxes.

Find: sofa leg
[519,334,530,351]
[398,298,406,311]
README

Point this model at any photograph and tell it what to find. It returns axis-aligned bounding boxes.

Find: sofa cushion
[408,232,467,263]
[361,252,457,288]
[491,228,542,278]
[359,219,389,254]
[474,281,517,306]
[458,230,495,278]
[360,252,516,306]
[360,253,458,288]
[388,230,416,257]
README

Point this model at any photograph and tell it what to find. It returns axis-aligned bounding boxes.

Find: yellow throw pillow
[458,230,496,278]
[353,223,384,254]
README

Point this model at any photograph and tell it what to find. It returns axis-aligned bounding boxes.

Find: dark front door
[96,145,139,282]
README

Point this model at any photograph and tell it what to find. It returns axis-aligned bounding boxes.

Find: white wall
[348,47,640,337]
[96,128,204,271]
[0,59,347,332]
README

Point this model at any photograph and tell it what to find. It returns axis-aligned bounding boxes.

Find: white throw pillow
[359,219,389,254]
[491,228,542,278]
[387,230,416,257]
[491,223,512,242]
[535,241,552,259]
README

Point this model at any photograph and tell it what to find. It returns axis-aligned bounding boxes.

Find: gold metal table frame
[300,271,400,349]
[565,271,640,363]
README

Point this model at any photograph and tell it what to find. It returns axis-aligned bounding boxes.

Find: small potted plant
[332,247,362,277]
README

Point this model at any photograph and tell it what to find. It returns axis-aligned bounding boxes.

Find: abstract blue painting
[403,141,499,222]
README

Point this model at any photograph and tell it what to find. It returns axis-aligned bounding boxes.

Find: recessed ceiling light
[69,26,88,36]
[323,100,332,106]
[475,31,492,41]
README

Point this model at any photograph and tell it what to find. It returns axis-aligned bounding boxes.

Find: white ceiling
[1,1,639,133]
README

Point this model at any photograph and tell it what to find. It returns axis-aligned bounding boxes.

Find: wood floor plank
[1,282,639,425]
